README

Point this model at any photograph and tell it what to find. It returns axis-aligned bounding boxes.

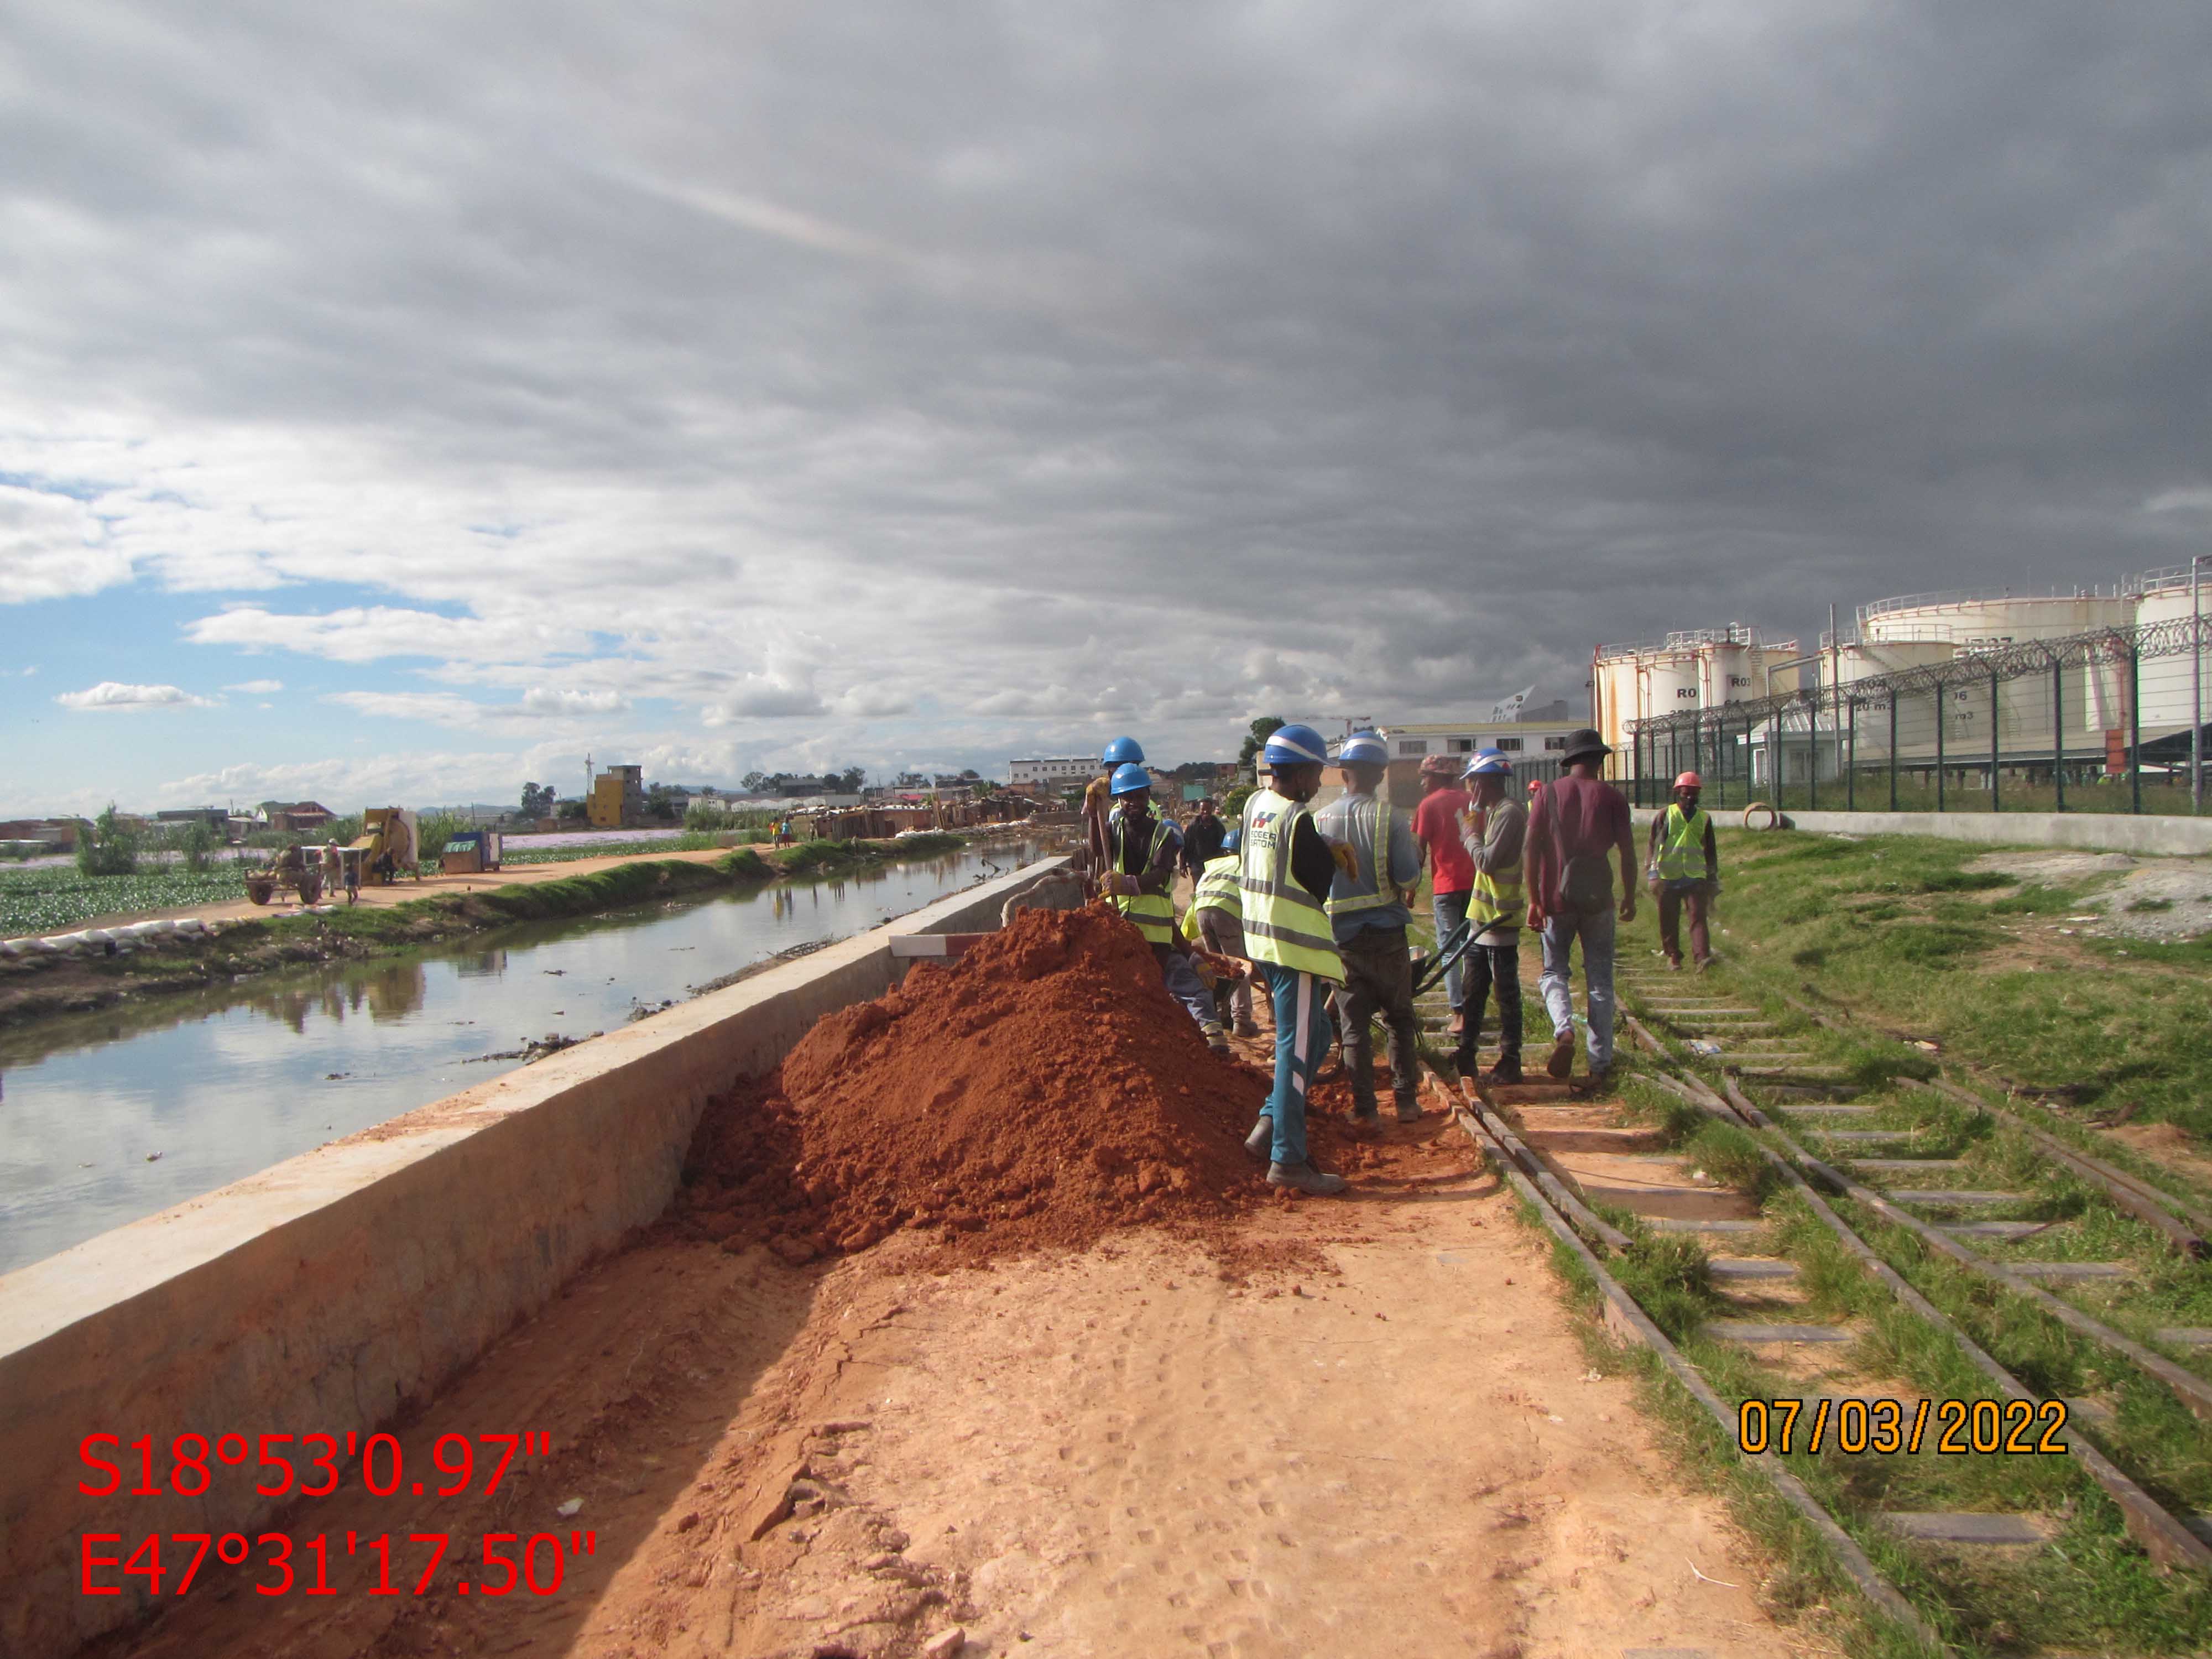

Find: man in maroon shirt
[1409,754,1475,1034]
[1523,729,1637,1086]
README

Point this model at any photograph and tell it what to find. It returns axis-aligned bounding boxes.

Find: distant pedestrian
[1318,732,1426,1123]
[1524,729,1636,1089]
[1180,797,1227,880]
[1454,749,1527,1083]
[1647,771,1720,970]
[1409,754,1475,1036]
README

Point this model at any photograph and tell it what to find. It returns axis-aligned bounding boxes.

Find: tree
[1237,716,1286,768]
[740,771,767,792]
[833,766,866,794]
[76,804,139,877]
[519,782,554,820]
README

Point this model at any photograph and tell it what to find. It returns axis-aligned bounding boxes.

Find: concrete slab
[1851,1160,1972,1175]
[2005,1262,2130,1281]
[2154,1328,2212,1348]
[2066,1396,2115,1426]
[1651,1218,1766,1234]
[1549,1152,1761,1221]
[1516,1124,1670,1154]
[1890,1190,2025,1206]
[1881,1512,2049,1546]
[1709,1258,1800,1281]
[1782,1104,1879,1118]
[1708,1321,1851,1344]
[1809,1130,1914,1143]
[1943,1220,2055,1239]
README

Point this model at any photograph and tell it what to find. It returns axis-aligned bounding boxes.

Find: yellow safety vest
[1239,789,1345,982]
[1108,813,1178,945]
[1655,804,1713,883]
[1322,796,1399,919]
[1181,853,1243,940]
[1466,805,1524,931]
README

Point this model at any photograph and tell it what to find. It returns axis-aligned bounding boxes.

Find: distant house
[155,807,227,830]
[255,801,335,833]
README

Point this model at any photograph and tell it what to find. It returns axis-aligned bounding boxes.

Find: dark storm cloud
[5,0,2211,790]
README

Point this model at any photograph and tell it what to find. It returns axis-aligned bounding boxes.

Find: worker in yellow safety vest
[1236,724,1349,1196]
[1101,763,1229,1052]
[1317,731,1426,1123]
[1182,828,1260,1038]
[1645,770,1720,970]
[1084,736,1146,896]
[1454,748,1528,1082]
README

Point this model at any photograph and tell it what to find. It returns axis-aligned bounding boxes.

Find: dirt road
[93,1115,1805,1659]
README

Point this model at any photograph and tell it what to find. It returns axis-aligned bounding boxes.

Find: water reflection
[0,838,1058,1274]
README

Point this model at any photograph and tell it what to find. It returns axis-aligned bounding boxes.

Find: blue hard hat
[1102,736,1145,766]
[1337,731,1389,768]
[1463,747,1513,777]
[1109,762,1151,795]
[1220,827,1241,853]
[1262,723,1329,767]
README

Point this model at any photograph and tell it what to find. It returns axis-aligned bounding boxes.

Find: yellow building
[587,765,645,829]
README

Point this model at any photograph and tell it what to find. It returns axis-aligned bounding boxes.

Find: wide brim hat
[1559,727,1611,765]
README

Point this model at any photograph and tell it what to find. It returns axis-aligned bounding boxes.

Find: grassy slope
[1707,828,2212,1141]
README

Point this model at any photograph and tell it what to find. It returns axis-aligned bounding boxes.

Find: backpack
[1542,783,1616,915]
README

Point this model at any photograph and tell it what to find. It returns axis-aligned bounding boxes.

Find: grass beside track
[1707,826,2212,1149]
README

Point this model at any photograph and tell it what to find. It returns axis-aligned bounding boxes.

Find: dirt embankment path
[91,1115,1800,1659]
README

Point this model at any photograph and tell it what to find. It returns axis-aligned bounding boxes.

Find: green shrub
[76,805,139,877]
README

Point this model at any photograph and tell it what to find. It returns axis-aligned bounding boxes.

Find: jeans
[1539,907,1616,1072]
[1432,890,1472,1010]
[1333,925,1419,1112]
[1262,962,1334,1167]
[1455,937,1522,1071]
[1155,943,1219,1033]
[1198,910,1255,1027]
[1658,880,1713,965]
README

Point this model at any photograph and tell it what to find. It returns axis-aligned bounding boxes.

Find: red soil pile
[672,904,1274,1262]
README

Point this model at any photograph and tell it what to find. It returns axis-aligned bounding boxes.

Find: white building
[1008,757,1097,789]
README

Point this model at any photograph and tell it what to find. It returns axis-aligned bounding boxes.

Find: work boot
[1234,1018,1262,1039]
[1267,1160,1348,1196]
[1569,1067,1612,1099]
[1447,1010,1466,1036]
[1244,1116,1274,1161]
[1204,1021,1230,1055]
[1351,1103,1380,1124]
[1481,1060,1525,1086]
[1395,1096,1422,1124]
[1663,955,1682,971]
[1546,1029,1576,1079]
[1695,955,1717,973]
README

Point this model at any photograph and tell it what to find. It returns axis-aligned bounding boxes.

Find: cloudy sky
[5,1,2209,813]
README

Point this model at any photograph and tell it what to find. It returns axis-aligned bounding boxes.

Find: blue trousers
[1154,943,1218,1031]
[1262,962,1335,1166]
[1432,891,1472,1010]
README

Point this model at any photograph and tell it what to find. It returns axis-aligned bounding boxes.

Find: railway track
[1409,952,2212,1654]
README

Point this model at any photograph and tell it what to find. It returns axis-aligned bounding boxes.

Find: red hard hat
[1674,771,1703,789]
[1418,753,1457,778]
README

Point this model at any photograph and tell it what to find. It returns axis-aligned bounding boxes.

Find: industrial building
[1370,705,1579,801]
[1601,574,2211,800]
[1008,757,1097,790]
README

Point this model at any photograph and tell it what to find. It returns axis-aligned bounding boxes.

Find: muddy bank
[0,836,1015,1032]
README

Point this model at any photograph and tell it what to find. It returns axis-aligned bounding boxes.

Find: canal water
[0,839,1055,1275]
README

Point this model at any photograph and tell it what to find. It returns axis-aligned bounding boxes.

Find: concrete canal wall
[0,857,1068,1658]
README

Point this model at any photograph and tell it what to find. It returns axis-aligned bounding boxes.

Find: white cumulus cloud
[55,681,217,711]
[224,678,284,694]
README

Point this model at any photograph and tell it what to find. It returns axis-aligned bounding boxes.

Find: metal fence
[1622,609,2212,815]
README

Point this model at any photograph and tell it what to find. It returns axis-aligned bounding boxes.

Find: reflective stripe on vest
[1655,805,1712,882]
[1239,789,1345,982]
[1323,797,1400,917]
[1108,814,1177,945]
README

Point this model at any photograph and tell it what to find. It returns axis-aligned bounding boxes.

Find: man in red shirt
[1524,729,1637,1086]
[1409,753,1476,1035]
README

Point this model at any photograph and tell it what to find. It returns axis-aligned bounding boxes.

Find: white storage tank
[1859,589,2137,749]
[2132,570,2207,740]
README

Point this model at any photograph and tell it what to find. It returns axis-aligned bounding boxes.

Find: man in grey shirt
[1454,749,1528,1083]
[1318,732,1427,1122]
